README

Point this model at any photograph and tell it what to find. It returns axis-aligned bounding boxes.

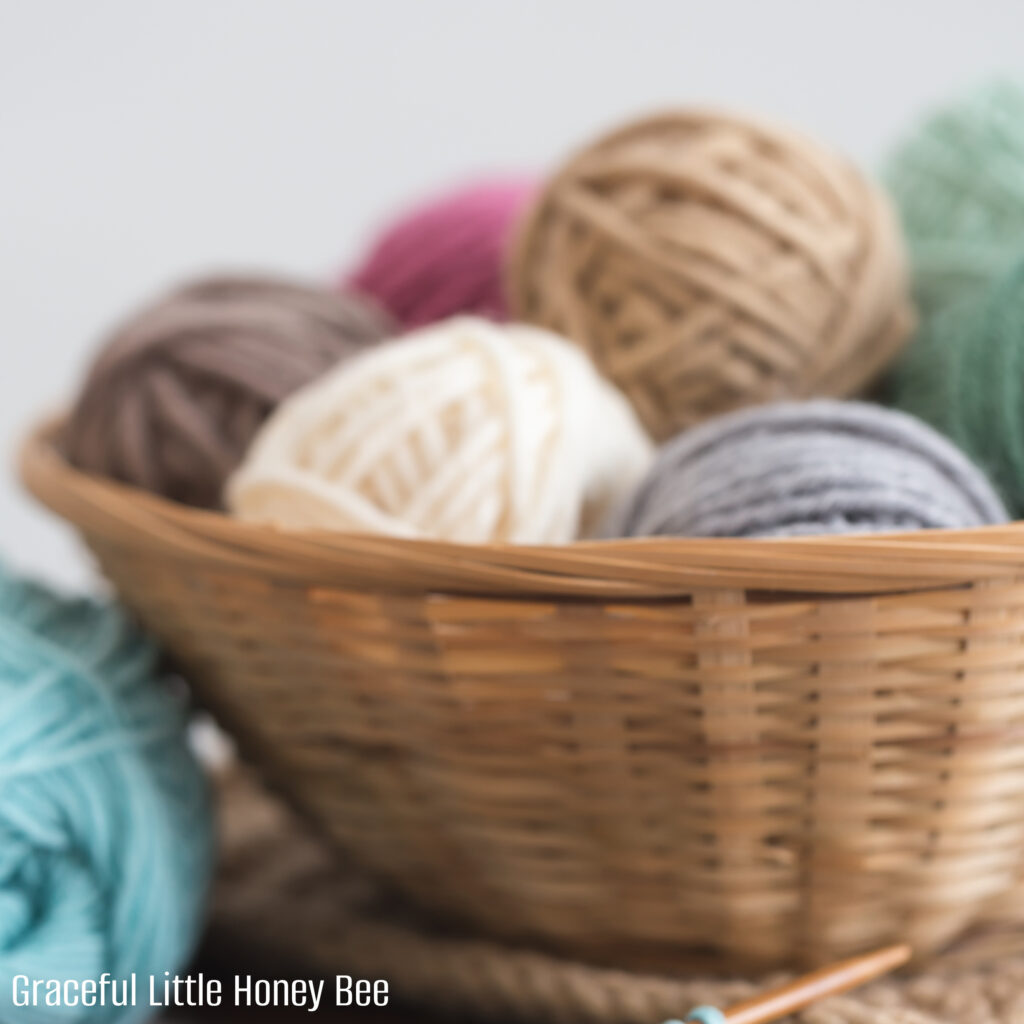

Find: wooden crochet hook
[669,943,912,1024]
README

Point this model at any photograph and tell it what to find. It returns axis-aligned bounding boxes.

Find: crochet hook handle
[676,943,912,1024]
[729,943,912,1024]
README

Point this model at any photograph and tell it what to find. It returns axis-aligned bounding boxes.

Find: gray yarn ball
[607,401,1007,539]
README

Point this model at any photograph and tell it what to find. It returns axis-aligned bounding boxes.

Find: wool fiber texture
[607,400,1006,539]
[511,110,914,442]
[65,274,392,508]
[886,78,1024,317]
[346,177,534,328]
[228,316,653,544]
[0,569,212,1024]
[886,257,1024,517]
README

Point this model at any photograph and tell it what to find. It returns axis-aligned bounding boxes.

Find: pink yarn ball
[345,177,535,328]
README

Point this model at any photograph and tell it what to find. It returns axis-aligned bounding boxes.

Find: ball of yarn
[510,110,915,442]
[65,274,393,509]
[885,78,1024,316]
[607,400,1006,539]
[346,177,535,328]
[887,256,1024,518]
[227,316,654,544]
[0,569,212,1022]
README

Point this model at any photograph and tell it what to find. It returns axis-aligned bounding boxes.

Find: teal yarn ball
[886,78,1024,316]
[886,257,1024,519]
[0,570,213,1024]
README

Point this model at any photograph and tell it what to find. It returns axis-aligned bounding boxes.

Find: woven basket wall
[22,421,1024,970]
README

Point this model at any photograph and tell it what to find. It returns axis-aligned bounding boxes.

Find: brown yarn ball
[65,274,393,508]
[510,110,916,441]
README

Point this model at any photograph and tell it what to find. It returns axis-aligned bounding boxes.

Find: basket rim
[20,416,1024,598]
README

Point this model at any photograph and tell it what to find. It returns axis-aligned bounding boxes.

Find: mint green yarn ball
[886,257,1024,518]
[0,570,213,1024]
[886,78,1024,316]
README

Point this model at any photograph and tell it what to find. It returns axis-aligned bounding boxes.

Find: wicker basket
[213,768,1024,1024]
[21,420,1024,970]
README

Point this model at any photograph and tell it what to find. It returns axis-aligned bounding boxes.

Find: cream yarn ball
[226,317,653,543]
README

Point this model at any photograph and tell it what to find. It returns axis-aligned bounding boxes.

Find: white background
[2,0,1021,589]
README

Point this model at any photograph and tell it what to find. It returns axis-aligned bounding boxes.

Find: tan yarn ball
[227,317,654,544]
[510,110,916,440]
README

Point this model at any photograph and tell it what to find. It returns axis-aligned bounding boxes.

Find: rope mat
[209,771,1024,1024]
